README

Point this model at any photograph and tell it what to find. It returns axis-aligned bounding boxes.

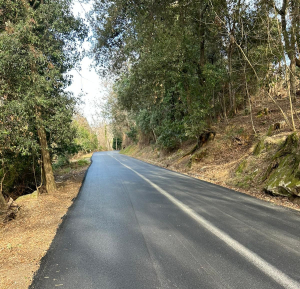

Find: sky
[66,1,106,125]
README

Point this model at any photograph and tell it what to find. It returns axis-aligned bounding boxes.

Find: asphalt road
[30,151,300,289]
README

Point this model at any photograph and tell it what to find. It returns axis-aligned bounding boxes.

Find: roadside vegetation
[91,0,300,207]
[0,2,99,285]
[120,98,300,211]
[0,1,103,217]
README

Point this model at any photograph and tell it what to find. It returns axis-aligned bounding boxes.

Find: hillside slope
[121,98,300,211]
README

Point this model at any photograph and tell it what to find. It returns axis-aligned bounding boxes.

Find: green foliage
[73,115,99,153]
[77,159,90,167]
[53,156,91,175]
[136,110,152,136]
[156,120,186,151]
[112,137,122,150]
[120,145,136,155]
[91,0,298,155]
[0,0,87,198]
[0,155,39,197]
[126,126,138,143]
[53,155,70,170]
[91,0,230,148]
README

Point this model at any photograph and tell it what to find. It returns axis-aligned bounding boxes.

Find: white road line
[112,155,300,289]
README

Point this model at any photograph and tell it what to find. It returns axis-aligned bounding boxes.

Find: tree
[90,0,299,152]
[272,0,300,101]
[73,115,99,153]
[0,0,86,206]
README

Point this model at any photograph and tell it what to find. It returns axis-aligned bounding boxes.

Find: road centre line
[112,155,300,289]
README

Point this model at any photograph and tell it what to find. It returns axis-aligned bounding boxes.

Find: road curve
[30,151,300,289]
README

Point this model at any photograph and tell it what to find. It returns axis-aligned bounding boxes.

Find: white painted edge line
[112,156,300,289]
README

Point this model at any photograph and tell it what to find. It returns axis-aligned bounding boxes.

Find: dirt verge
[0,156,91,289]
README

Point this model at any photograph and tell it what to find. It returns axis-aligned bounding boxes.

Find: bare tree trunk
[199,4,208,67]
[213,89,216,120]
[0,172,6,212]
[287,70,296,131]
[274,0,297,101]
[228,45,234,112]
[244,66,256,134]
[37,124,56,194]
[152,128,157,143]
[0,193,6,212]
[272,3,297,130]
[290,57,297,102]
[222,88,228,123]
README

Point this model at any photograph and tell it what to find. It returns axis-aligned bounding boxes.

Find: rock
[278,185,293,196]
[15,190,39,203]
[292,197,300,206]
[263,133,300,197]
[293,185,300,196]
[273,132,298,159]
[264,135,286,147]
[264,183,292,197]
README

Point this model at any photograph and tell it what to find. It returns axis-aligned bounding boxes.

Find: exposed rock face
[263,133,300,197]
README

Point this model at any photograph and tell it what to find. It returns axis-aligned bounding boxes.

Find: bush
[0,154,39,198]
[77,159,90,167]
[126,126,138,143]
[53,155,70,170]
[157,120,186,150]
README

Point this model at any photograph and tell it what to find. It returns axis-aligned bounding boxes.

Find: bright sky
[66,1,106,125]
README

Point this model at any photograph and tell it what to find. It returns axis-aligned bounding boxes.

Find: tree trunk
[0,192,6,212]
[37,125,56,194]
[290,50,297,102]
[199,4,208,68]
[244,66,256,134]
[0,170,6,212]
[275,0,297,101]
[228,44,236,113]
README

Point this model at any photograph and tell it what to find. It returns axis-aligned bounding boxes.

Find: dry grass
[0,159,90,289]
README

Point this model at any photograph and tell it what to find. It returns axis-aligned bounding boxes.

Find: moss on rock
[273,132,298,159]
[253,138,265,156]
[263,133,300,197]
[16,190,39,203]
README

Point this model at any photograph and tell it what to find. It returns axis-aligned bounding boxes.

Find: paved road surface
[30,151,300,289]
